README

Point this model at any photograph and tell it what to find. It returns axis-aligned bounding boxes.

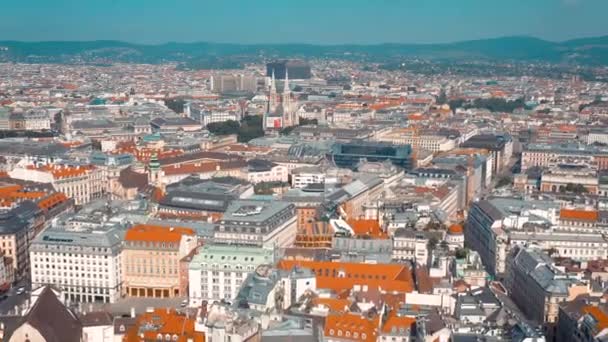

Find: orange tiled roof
[30,164,95,179]
[583,305,608,331]
[162,162,219,176]
[560,208,599,222]
[124,308,205,342]
[380,312,416,334]
[346,219,387,239]
[38,193,69,211]
[312,297,351,313]
[556,124,577,133]
[125,224,194,243]
[448,224,464,235]
[0,184,22,194]
[324,313,377,342]
[278,260,414,293]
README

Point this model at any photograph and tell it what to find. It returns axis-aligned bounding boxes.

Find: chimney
[130,307,136,318]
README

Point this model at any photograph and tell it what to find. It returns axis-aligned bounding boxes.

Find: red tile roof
[278,260,414,293]
[560,208,599,222]
[124,308,205,342]
[448,224,464,235]
[125,224,194,244]
[380,312,416,335]
[346,219,387,239]
[324,313,377,342]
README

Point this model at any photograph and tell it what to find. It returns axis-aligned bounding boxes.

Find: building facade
[122,224,198,298]
[188,244,275,306]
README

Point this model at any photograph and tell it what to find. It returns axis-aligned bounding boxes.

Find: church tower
[269,69,278,112]
[147,153,163,185]
[282,69,293,125]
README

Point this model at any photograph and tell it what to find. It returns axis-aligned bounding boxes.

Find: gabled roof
[10,286,82,342]
[278,260,414,293]
[380,312,415,335]
[324,313,377,342]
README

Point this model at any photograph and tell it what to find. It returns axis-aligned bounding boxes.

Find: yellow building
[122,224,197,298]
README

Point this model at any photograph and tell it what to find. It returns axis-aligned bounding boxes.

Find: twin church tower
[263,69,297,131]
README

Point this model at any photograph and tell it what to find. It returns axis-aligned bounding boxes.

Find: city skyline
[1,0,608,44]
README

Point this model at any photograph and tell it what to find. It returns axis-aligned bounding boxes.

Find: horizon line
[0,34,606,47]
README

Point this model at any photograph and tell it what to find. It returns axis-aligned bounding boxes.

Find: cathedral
[263,69,297,131]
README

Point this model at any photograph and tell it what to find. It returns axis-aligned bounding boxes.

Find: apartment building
[243,159,289,184]
[392,228,429,264]
[0,201,44,281]
[522,143,608,171]
[10,164,105,205]
[505,246,587,334]
[291,166,326,189]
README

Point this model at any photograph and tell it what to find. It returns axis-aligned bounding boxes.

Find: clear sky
[1,0,607,44]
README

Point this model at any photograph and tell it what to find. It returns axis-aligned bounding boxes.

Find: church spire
[270,69,276,93]
[269,69,278,112]
[283,68,289,94]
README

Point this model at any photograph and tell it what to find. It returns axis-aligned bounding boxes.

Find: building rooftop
[124,224,194,244]
[221,199,294,224]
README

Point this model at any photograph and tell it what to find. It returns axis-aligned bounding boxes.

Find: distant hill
[0,36,607,67]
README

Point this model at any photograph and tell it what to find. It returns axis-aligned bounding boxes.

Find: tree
[207,120,240,135]
[427,237,439,251]
[299,117,318,126]
[448,98,466,113]
[436,90,448,105]
[496,176,512,188]
[564,183,588,194]
[455,248,469,259]
[465,97,525,113]
[164,98,186,114]
[237,115,264,142]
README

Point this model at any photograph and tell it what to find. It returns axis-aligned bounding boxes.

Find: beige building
[10,164,105,205]
[122,224,198,298]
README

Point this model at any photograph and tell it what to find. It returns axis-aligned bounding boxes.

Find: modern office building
[266,60,311,79]
[331,141,413,170]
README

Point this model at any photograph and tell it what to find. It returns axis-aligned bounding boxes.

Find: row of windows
[33,250,111,256]
[125,266,177,275]
[34,261,109,269]
[309,268,389,280]
[328,329,367,339]
[125,241,178,249]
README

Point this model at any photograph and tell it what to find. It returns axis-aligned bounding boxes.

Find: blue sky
[1,0,607,44]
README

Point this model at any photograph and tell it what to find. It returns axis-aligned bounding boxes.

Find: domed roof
[447,224,464,235]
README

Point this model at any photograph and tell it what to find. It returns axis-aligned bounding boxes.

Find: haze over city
[1,0,608,43]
